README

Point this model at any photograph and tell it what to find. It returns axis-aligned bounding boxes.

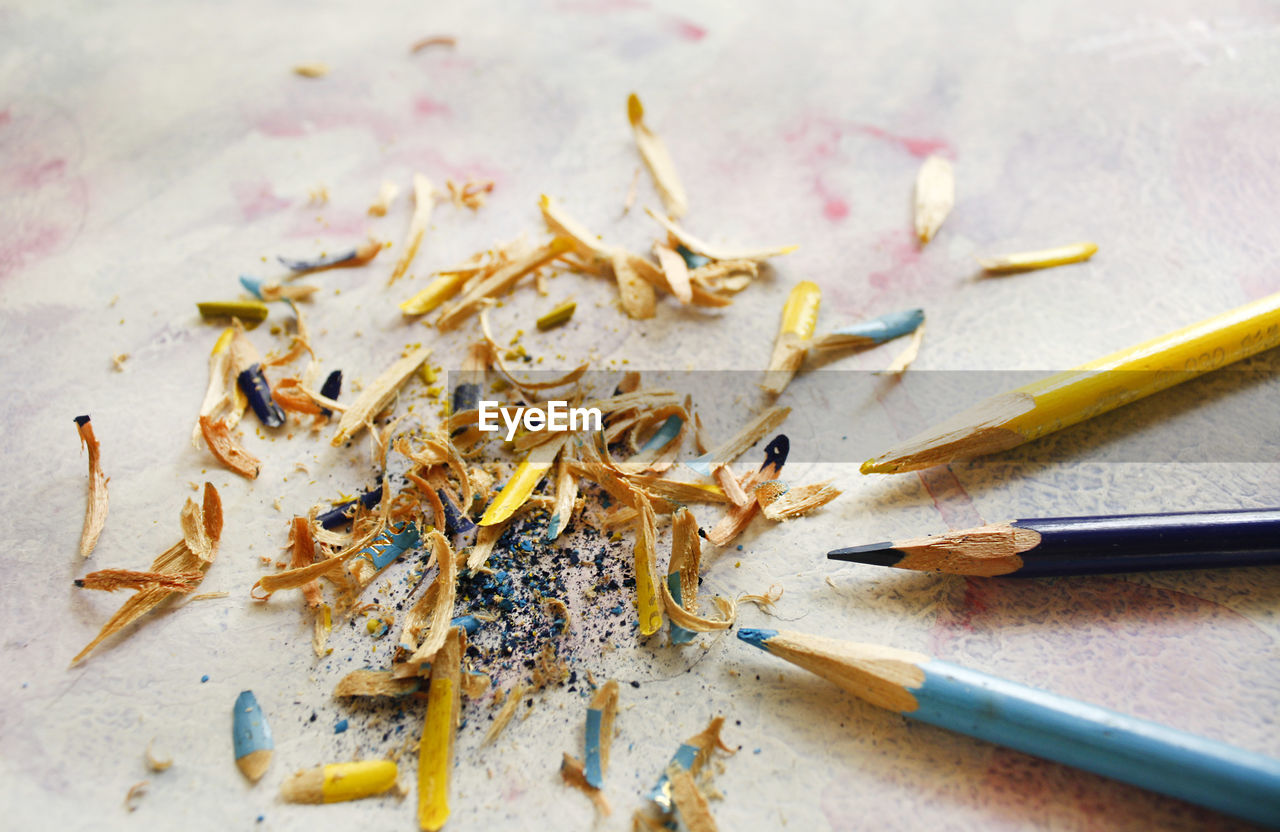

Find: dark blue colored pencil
[828,508,1280,577]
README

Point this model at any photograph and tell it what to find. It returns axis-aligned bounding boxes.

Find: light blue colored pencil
[232,690,273,782]
[738,628,1280,827]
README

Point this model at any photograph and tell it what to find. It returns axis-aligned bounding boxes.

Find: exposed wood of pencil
[862,290,1280,474]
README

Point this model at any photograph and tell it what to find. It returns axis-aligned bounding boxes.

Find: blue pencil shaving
[276,240,379,273]
[232,690,274,782]
[813,308,925,350]
[334,718,348,734]
[638,415,683,454]
[237,363,286,428]
[239,275,265,299]
[583,680,619,789]
[666,574,696,645]
[436,489,475,536]
[353,522,421,570]
[646,743,699,811]
[317,486,383,529]
[645,716,729,812]
[451,381,480,414]
[676,244,710,270]
[450,614,481,636]
[318,369,342,417]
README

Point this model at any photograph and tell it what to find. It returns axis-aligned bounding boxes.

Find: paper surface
[2,1,1279,830]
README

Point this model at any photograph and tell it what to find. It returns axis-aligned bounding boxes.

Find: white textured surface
[1,1,1279,830]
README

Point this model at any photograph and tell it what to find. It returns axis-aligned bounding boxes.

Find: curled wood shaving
[913,155,954,244]
[547,458,578,541]
[334,669,420,697]
[192,326,246,445]
[145,739,172,772]
[660,582,734,632]
[698,406,790,469]
[199,415,260,480]
[612,250,656,319]
[645,207,797,262]
[446,179,494,211]
[711,464,750,507]
[652,242,692,304]
[479,310,590,392]
[76,569,204,593]
[368,181,399,216]
[331,345,430,446]
[124,780,148,812]
[389,174,436,285]
[737,584,783,613]
[756,480,841,520]
[631,493,664,637]
[705,460,784,548]
[403,531,458,665]
[631,476,729,505]
[71,484,221,665]
[482,682,528,746]
[252,553,346,599]
[259,283,321,302]
[561,754,612,815]
[668,768,719,832]
[272,378,324,416]
[461,671,491,698]
[879,322,925,376]
[288,516,323,609]
[410,34,457,52]
[75,417,109,557]
[627,93,687,219]
[688,259,758,287]
[436,238,570,330]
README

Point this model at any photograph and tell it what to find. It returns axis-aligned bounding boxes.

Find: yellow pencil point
[859,459,878,475]
[400,273,469,316]
[779,281,822,338]
[763,281,822,395]
[280,760,398,804]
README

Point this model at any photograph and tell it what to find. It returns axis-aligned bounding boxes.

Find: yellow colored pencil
[762,281,821,396]
[863,291,1280,474]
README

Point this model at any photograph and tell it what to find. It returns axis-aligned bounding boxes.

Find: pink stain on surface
[413,96,452,118]
[828,229,927,316]
[12,158,67,189]
[814,178,849,222]
[232,181,290,221]
[665,16,707,41]
[283,209,375,240]
[852,124,954,159]
[556,0,647,10]
[0,223,68,281]
[249,103,403,145]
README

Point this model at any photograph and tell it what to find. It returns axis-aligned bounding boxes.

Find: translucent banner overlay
[442,364,1280,466]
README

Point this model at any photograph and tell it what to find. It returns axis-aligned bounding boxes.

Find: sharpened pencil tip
[859,458,877,475]
[737,628,778,651]
[828,542,903,566]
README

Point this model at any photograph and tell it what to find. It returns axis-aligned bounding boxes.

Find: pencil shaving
[72,484,221,665]
[627,93,688,219]
[756,480,841,520]
[76,568,204,593]
[74,416,109,558]
[560,754,612,815]
[389,174,436,285]
[368,181,399,216]
[914,155,953,244]
[645,207,797,261]
[334,669,420,697]
[293,62,329,78]
[331,345,430,445]
[978,241,1099,274]
[483,682,528,746]
[880,322,925,375]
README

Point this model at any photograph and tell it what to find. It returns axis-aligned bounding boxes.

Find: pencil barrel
[1012,508,1280,576]
[909,661,1280,826]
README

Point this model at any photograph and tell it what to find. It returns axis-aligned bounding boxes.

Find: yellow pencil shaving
[389,174,436,285]
[631,477,729,505]
[293,62,329,78]
[862,290,1280,474]
[197,301,269,328]
[763,281,821,395]
[479,460,554,526]
[978,241,1099,274]
[281,760,398,803]
[627,93,688,219]
[400,273,469,316]
[75,416,109,558]
[645,206,797,261]
[418,628,463,831]
[914,155,954,244]
[331,345,431,446]
[631,493,664,636]
[192,326,248,445]
[436,237,571,329]
[537,300,577,330]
